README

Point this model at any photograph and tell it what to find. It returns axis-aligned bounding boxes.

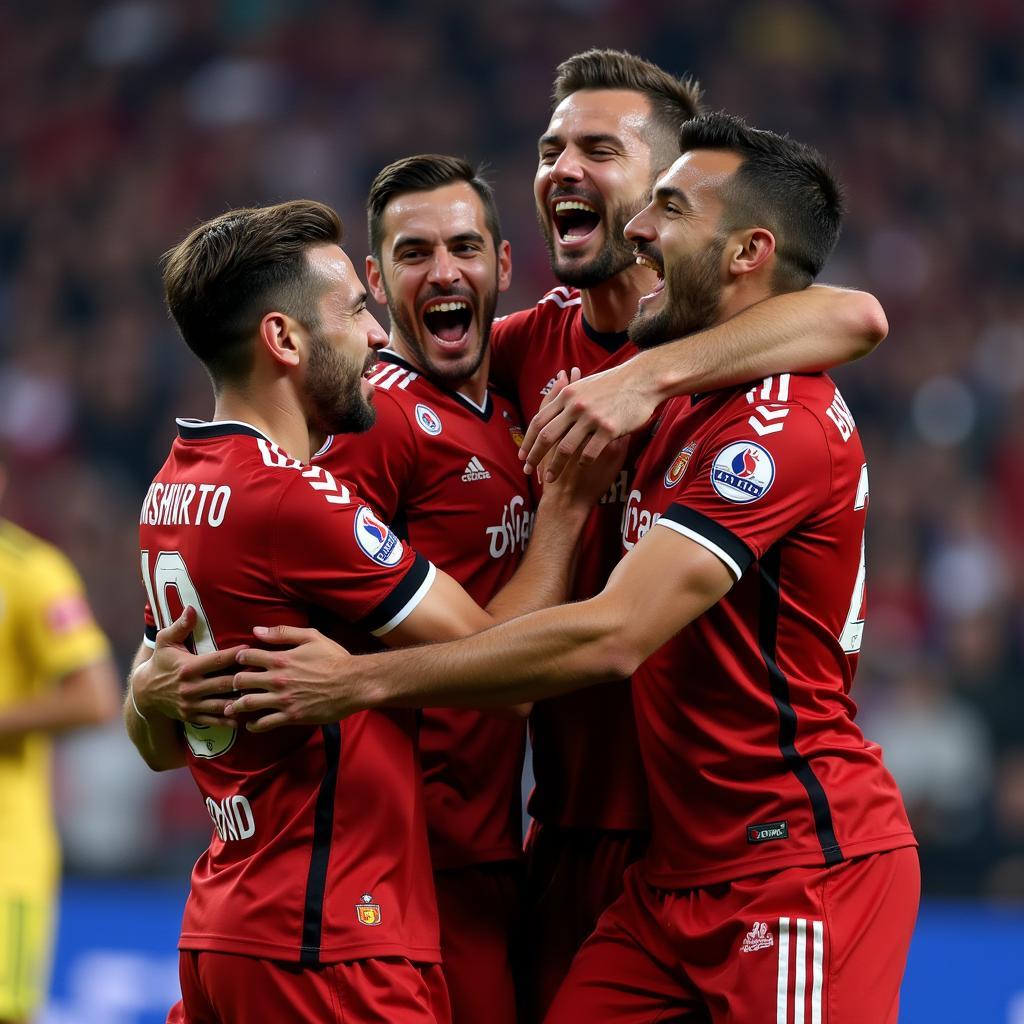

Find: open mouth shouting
[634,247,665,304]
[551,195,602,248]
[420,295,475,350]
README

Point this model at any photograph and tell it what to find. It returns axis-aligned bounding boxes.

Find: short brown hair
[553,49,703,168]
[162,200,342,387]
[367,154,501,260]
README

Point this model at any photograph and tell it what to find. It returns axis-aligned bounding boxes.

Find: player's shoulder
[0,519,73,582]
[714,372,858,442]
[493,286,582,333]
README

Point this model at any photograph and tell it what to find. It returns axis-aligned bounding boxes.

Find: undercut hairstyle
[553,49,703,170]
[162,200,342,388]
[367,154,502,260]
[679,112,844,292]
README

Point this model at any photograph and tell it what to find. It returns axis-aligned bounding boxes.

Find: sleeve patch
[45,595,93,635]
[710,441,776,504]
[354,506,404,566]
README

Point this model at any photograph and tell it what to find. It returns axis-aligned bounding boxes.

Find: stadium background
[3,0,1022,1019]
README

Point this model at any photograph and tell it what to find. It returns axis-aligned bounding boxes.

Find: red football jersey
[491,288,649,831]
[621,373,916,888]
[317,351,530,870]
[139,419,440,965]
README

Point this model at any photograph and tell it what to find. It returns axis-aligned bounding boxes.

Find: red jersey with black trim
[316,350,530,871]
[491,286,649,831]
[621,373,916,888]
[138,419,440,965]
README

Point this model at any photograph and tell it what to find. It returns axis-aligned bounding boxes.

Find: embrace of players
[127,47,916,1024]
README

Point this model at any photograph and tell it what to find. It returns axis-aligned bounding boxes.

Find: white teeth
[635,255,661,275]
[555,200,597,214]
[427,301,469,313]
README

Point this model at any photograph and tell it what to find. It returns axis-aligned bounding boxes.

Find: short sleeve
[316,390,417,524]
[489,312,529,397]
[273,467,435,636]
[656,406,832,580]
[23,547,110,681]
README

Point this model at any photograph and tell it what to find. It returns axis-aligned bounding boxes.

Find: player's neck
[387,338,490,407]
[213,391,312,463]
[579,261,658,334]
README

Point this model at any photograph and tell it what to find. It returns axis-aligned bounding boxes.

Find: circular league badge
[710,441,776,503]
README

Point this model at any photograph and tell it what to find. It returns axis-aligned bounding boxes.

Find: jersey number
[838,464,868,655]
[140,549,236,758]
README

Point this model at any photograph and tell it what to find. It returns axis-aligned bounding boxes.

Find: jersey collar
[175,418,271,441]
[580,316,631,353]
[378,349,494,422]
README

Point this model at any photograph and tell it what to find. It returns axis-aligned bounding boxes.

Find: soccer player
[127,200,612,1023]
[228,113,919,1023]
[0,459,119,1024]
[319,154,530,1023]
[486,48,890,1014]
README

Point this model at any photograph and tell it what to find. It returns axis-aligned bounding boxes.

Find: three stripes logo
[461,457,491,482]
[770,917,824,1024]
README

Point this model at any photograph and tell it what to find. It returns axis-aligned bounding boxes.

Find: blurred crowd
[3,0,1022,900]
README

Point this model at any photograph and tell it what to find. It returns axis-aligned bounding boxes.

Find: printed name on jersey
[746,820,789,843]
[184,721,237,759]
[826,386,856,441]
[710,442,776,504]
[486,494,533,559]
[139,481,232,527]
[354,506,404,566]
[664,445,696,488]
[356,892,382,926]
[414,403,443,436]
[206,793,255,842]
[368,362,419,391]
[461,456,491,482]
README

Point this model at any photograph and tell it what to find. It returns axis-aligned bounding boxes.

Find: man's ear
[497,239,512,293]
[727,227,776,278]
[366,255,388,306]
[257,311,302,368]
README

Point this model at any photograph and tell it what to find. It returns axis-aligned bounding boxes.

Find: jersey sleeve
[489,311,529,397]
[315,390,417,524]
[273,467,435,636]
[656,405,832,580]
[22,546,111,681]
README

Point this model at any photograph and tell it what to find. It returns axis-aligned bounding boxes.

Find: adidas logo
[740,921,774,953]
[461,456,491,482]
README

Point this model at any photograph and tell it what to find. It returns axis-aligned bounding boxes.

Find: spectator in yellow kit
[0,458,119,1024]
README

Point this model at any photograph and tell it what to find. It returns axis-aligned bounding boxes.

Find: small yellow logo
[355,893,382,926]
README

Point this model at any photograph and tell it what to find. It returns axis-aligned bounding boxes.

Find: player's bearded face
[305,328,377,435]
[537,184,646,289]
[384,273,500,387]
[628,235,726,349]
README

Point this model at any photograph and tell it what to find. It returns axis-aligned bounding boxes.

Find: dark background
[3,0,1023,902]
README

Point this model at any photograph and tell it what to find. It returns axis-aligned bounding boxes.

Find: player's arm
[125,607,246,771]
[521,285,886,478]
[228,525,732,729]
[0,658,118,739]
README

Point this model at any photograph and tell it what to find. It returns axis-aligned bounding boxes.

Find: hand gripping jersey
[138,420,440,965]
[491,287,649,831]
[622,374,916,887]
[317,351,530,870]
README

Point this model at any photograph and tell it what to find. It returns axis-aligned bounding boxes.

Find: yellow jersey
[0,519,111,891]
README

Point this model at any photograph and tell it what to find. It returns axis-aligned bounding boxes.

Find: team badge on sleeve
[414,403,442,436]
[354,506,404,566]
[710,441,775,503]
[664,444,696,488]
[355,893,382,926]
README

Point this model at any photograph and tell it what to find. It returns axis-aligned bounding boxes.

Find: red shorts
[545,846,920,1024]
[434,861,523,1024]
[522,823,648,1021]
[168,951,451,1024]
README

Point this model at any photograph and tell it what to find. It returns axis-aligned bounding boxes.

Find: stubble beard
[306,330,377,436]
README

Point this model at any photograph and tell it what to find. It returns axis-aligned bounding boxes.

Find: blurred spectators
[3,0,1021,899]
